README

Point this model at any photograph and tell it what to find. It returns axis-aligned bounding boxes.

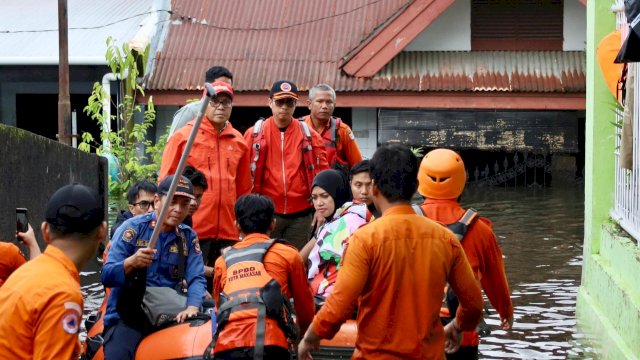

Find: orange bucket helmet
[418,149,466,199]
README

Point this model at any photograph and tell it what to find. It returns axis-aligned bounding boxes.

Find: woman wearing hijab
[300,169,372,300]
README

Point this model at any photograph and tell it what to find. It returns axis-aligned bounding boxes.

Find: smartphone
[16,208,28,233]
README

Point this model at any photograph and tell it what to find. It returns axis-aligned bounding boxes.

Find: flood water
[79,185,597,359]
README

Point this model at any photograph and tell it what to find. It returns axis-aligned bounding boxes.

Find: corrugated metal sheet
[148,0,585,93]
[375,51,586,92]
[148,0,409,91]
[0,0,152,64]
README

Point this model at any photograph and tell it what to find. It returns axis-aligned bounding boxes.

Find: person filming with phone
[0,209,41,287]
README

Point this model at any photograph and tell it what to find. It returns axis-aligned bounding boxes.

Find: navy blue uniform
[101,212,206,359]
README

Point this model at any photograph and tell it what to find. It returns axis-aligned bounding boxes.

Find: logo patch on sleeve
[192,238,201,254]
[122,228,136,242]
[61,310,80,334]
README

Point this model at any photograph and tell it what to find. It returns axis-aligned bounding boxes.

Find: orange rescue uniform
[312,205,483,359]
[244,117,329,214]
[161,118,252,241]
[213,233,315,352]
[302,116,363,168]
[420,198,513,347]
[0,246,83,359]
[0,242,26,287]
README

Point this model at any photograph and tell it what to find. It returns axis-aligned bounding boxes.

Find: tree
[79,37,166,209]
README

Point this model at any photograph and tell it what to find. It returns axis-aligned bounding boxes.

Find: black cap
[45,183,104,233]
[269,80,298,100]
[157,175,195,200]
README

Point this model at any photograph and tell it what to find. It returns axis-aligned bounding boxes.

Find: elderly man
[301,83,362,170]
[244,80,329,250]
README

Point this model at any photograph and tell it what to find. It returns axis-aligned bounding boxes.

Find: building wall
[405,0,471,51]
[576,0,640,358]
[405,0,585,52]
[351,108,378,159]
[564,0,587,51]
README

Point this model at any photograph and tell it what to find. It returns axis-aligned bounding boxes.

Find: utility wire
[0,0,397,34]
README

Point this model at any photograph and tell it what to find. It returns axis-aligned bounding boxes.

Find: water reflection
[79,186,596,358]
[461,186,595,359]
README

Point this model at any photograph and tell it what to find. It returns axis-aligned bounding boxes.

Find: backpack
[205,239,299,360]
[250,118,317,194]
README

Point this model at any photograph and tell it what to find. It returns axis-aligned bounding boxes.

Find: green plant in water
[79,37,166,210]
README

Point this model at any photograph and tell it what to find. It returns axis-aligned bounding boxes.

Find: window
[471,0,563,50]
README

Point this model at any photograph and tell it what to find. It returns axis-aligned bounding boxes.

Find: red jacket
[420,199,513,347]
[244,117,328,214]
[161,119,252,241]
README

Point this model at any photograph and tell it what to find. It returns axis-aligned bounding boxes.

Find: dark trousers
[272,212,313,250]
[201,239,237,292]
[214,346,290,360]
[103,320,146,360]
[446,345,479,360]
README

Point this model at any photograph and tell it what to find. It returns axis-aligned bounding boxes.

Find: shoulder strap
[250,118,267,193]
[329,117,337,143]
[446,208,479,241]
[299,119,312,140]
[176,230,187,285]
[411,204,424,216]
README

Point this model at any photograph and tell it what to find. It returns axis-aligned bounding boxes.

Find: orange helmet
[418,149,466,199]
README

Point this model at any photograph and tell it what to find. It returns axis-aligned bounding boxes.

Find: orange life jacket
[209,239,298,359]
[321,117,347,168]
[250,118,317,195]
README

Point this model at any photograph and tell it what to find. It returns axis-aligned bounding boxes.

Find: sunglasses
[274,98,296,107]
[209,98,233,108]
[132,200,155,210]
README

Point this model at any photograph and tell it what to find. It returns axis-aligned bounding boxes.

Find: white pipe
[71,110,77,148]
[101,70,129,152]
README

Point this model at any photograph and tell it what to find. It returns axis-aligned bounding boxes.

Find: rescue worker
[212,194,315,359]
[349,159,381,218]
[298,144,484,360]
[169,66,233,136]
[301,84,362,170]
[102,175,206,359]
[0,183,106,359]
[417,148,514,359]
[161,81,251,288]
[244,80,329,250]
[0,223,41,287]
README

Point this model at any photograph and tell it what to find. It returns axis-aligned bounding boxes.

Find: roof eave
[342,0,455,78]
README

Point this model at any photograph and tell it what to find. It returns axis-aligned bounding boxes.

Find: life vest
[207,239,299,360]
[321,116,347,169]
[250,118,317,194]
[412,205,478,317]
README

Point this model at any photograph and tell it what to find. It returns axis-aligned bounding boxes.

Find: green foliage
[79,37,165,209]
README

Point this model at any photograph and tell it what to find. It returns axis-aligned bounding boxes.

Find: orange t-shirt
[0,246,83,359]
[420,199,513,347]
[213,233,315,352]
[0,242,26,287]
[312,205,483,359]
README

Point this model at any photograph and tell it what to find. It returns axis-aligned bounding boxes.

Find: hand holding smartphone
[16,208,29,234]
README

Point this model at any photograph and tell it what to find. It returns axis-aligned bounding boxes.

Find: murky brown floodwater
[80,185,597,359]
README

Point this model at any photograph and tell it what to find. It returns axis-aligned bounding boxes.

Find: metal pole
[57,0,71,145]
[148,84,216,250]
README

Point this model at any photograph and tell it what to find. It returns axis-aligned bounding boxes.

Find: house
[0,0,169,142]
[146,0,586,185]
[576,0,640,358]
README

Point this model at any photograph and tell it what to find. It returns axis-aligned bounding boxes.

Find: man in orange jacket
[298,144,483,360]
[418,148,514,360]
[212,194,315,359]
[244,80,329,250]
[161,81,252,283]
[0,223,41,287]
[301,84,362,170]
[0,184,106,359]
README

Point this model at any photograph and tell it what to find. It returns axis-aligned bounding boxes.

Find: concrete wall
[405,0,471,51]
[0,124,107,250]
[351,108,378,159]
[576,1,640,359]
[564,0,587,51]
